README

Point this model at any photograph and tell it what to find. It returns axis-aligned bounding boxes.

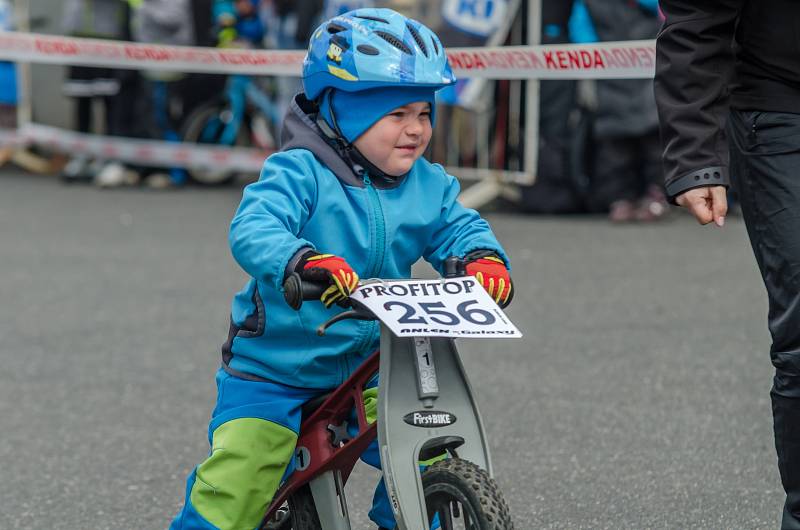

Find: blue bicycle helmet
[302,8,456,100]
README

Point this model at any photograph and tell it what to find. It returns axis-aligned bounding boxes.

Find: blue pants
[170,368,395,529]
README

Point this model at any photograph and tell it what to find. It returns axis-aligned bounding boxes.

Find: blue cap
[319,85,437,143]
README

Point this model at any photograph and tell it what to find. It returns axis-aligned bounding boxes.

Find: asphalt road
[0,169,783,529]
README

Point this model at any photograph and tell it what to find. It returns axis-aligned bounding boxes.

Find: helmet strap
[314,90,403,184]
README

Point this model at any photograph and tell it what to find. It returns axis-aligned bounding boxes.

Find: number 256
[383,300,496,326]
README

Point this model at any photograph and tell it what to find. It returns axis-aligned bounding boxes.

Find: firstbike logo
[403,411,457,428]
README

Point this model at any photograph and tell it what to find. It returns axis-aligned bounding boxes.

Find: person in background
[60,0,129,183]
[0,0,15,126]
[569,0,669,222]
[260,0,323,125]
[0,0,16,165]
[518,0,584,214]
[126,0,194,188]
[182,0,227,118]
[213,0,264,47]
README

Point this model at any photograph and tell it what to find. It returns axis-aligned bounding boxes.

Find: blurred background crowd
[0,0,671,223]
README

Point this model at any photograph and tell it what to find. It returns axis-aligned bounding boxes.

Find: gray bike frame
[307,323,493,530]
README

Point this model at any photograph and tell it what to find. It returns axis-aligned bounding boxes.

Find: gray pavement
[0,169,782,529]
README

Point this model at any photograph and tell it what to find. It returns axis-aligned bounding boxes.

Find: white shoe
[94,162,128,187]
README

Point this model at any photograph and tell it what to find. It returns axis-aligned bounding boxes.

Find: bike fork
[309,469,351,530]
[378,325,493,530]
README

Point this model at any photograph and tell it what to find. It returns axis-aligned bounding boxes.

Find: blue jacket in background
[222,94,509,389]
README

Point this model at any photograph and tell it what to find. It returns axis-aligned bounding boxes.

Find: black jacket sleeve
[654,0,744,200]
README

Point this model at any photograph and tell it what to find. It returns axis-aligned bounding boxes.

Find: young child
[170,8,512,530]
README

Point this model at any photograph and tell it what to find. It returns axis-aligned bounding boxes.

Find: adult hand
[676,186,728,227]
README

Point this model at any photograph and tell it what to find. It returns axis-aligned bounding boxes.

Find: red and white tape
[0,32,656,171]
[0,31,655,80]
[7,123,270,172]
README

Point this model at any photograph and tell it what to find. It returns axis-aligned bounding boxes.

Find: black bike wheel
[287,485,323,530]
[422,459,514,530]
[180,100,247,185]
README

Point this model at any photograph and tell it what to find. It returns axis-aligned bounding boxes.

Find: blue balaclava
[319,85,437,144]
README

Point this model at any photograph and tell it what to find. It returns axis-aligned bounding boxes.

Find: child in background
[213,0,264,47]
[170,8,512,530]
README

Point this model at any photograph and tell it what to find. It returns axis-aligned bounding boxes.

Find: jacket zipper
[352,174,385,362]
[362,174,386,278]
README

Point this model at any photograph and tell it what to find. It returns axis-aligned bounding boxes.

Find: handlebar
[282,256,510,334]
[283,272,328,310]
[283,256,468,311]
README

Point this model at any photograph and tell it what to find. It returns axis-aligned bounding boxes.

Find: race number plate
[350,277,522,338]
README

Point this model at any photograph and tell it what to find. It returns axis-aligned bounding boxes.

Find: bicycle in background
[181,73,282,185]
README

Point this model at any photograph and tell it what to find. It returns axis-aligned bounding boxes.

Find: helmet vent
[375,31,412,55]
[406,23,428,57]
[431,36,440,56]
[354,15,389,24]
[357,44,380,56]
[327,22,347,34]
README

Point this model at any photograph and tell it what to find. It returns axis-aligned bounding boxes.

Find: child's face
[353,101,432,177]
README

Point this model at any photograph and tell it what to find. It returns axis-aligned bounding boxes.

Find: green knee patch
[190,418,297,530]
[363,387,378,425]
[362,387,445,467]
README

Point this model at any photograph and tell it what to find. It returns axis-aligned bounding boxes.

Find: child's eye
[390,111,405,118]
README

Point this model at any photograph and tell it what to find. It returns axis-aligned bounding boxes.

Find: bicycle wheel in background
[180,99,249,185]
[423,458,515,529]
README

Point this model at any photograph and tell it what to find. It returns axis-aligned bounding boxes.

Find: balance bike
[260,258,518,530]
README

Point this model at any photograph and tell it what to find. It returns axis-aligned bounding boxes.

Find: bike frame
[260,317,493,530]
[260,348,379,529]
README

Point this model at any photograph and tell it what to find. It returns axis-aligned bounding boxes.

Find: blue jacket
[222,94,509,389]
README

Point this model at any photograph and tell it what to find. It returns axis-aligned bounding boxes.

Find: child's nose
[406,120,423,136]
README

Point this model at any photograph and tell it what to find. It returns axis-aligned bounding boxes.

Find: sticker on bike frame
[414,337,439,399]
[403,410,458,428]
[414,337,439,396]
[295,446,311,471]
[350,277,522,338]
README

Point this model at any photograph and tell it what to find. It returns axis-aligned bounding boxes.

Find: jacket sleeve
[654,0,744,200]
[229,152,318,290]
[423,168,510,274]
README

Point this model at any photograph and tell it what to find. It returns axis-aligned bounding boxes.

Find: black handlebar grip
[283,272,328,310]
[444,256,466,278]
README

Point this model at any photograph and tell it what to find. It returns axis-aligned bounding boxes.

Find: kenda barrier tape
[0,31,656,80]
[8,123,270,172]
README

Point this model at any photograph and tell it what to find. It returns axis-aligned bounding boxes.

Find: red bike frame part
[262,350,381,522]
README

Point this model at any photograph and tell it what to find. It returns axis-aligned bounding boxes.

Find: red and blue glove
[465,251,513,306]
[297,251,359,308]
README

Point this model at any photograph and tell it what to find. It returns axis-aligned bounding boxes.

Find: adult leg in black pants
[729,108,800,529]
